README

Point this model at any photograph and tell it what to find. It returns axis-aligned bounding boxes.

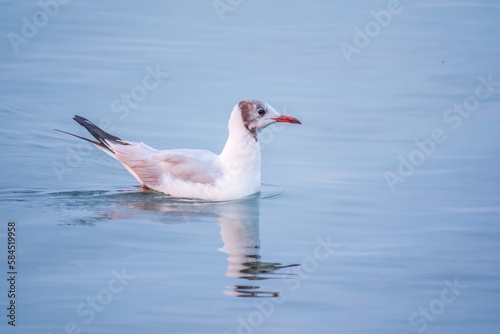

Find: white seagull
[55,100,301,201]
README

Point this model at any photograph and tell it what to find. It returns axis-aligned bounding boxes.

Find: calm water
[1,1,500,333]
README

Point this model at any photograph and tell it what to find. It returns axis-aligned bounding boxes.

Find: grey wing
[112,143,220,187]
[153,149,222,185]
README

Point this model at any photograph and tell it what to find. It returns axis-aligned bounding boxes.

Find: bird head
[236,100,301,139]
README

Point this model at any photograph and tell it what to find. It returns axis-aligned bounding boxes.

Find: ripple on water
[260,181,288,200]
[0,180,289,215]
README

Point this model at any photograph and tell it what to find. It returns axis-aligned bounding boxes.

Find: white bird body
[55,100,300,201]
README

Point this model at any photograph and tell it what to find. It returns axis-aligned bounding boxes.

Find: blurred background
[1,1,500,333]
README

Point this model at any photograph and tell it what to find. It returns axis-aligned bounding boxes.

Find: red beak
[273,115,302,124]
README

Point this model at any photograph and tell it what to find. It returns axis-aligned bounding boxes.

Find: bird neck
[219,113,261,176]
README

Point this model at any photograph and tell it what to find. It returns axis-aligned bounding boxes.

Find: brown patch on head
[238,100,254,123]
[238,100,266,140]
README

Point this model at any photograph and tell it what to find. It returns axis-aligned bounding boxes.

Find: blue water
[1,1,500,333]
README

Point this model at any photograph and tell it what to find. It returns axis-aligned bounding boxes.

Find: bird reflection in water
[65,189,300,297]
[215,196,299,297]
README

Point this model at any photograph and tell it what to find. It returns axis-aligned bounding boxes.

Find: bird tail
[54,115,130,153]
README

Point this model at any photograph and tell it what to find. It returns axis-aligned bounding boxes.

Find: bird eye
[257,108,266,116]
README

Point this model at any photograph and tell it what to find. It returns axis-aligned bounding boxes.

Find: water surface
[1,1,500,333]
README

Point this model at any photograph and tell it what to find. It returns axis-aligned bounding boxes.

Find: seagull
[55,100,301,201]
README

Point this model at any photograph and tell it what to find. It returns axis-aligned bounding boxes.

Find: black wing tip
[70,115,130,150]
[73,115,93,126]
[53,128,71,134]
[53,128,111,151]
